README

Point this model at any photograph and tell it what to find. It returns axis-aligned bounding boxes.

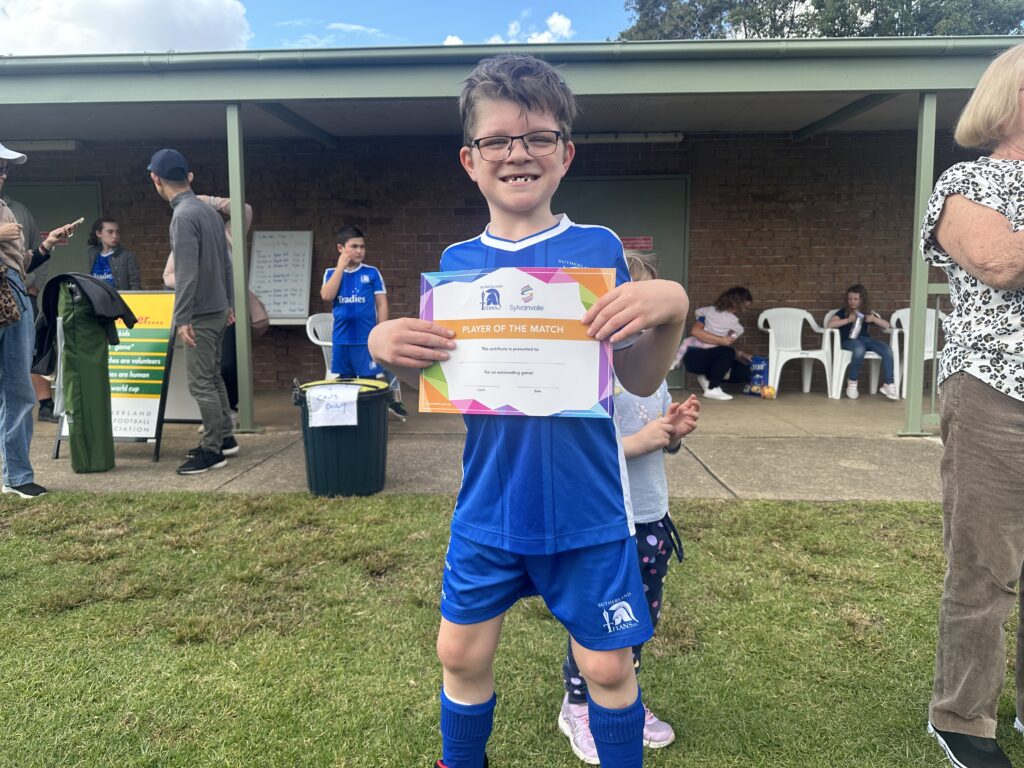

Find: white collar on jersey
[479,214,573,252]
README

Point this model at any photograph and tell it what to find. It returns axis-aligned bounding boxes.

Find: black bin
[295,378,389,496]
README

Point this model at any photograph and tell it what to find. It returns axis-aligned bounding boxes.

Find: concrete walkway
[26,388,943,501]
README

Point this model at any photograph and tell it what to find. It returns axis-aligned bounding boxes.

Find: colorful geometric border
[419,268,615,418]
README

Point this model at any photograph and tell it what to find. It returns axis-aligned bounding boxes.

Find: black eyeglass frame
[468,130,564,162]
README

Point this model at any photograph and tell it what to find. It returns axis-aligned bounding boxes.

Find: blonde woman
[922,44,1024,768]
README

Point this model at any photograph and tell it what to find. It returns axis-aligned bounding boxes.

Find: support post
[900,92,936,436]
[226,103,257,432]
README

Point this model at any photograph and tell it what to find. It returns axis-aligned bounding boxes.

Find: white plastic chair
[757,308,832,395]
[824,309,882,399]
[890,307,946,399]
[305,313,335,378]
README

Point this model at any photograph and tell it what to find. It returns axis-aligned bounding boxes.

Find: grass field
[1,494,1020,767]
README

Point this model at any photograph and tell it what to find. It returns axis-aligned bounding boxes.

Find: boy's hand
[583,279,687,344]
[368,317,455,369]
[666,395,700,440]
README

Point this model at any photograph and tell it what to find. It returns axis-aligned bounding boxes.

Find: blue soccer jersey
[440,215,635,555]
[323,264,386,345]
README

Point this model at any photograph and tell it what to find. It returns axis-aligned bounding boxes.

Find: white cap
[0,142,28,165]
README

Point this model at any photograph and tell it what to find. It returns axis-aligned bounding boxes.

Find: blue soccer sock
[588,689,645,768]
[439,688,495,768]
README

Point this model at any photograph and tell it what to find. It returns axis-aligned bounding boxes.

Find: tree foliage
[620,0,1024,40]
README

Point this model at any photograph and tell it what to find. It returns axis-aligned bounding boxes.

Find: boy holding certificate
[368,54,688,768]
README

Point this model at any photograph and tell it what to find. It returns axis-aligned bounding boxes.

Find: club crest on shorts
[602,599,639,633]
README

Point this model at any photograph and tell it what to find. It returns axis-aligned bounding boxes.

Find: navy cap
[147,148,189,181]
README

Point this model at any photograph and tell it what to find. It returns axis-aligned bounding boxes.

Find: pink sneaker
[558,694,600,764]
[642,706,676,748]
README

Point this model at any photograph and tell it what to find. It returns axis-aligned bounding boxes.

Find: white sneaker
[703,387,732,401]
[880,383,899,400]
[696,374,710,393]
[1015,716,1024,735]
[845,380,859,399]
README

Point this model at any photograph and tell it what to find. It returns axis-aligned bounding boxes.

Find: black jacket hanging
[32,272,138,375]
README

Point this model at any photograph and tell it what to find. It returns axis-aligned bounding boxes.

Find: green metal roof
[0,37,1016,105]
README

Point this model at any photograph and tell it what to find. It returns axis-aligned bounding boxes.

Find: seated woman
[677,286,753,401]
[87,218,141,290]
[826,283,899,400]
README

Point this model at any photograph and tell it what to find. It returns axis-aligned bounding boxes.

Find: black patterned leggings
[562,514,684,704]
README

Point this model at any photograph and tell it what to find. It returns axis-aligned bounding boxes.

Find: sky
[0,0,632,56]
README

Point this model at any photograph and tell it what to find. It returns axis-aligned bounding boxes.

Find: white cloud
[485,10,575,45]
[275,18,316,28]
[443,35,464,46]
[527,12,575,43]
[283,20,400,48]
[326,22,385,37]
[0,0,251,55]
[280,33,338,49]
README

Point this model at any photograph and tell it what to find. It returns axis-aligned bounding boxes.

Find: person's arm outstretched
[583,278,688,397]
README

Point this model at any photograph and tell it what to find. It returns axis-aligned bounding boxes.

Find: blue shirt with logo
[323,264,386,345]
[440,215,634,555]
[91,252,116,287]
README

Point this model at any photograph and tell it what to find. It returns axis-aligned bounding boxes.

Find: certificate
[419,267,616,417]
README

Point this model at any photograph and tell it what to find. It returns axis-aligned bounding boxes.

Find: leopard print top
[921,156,1024,402]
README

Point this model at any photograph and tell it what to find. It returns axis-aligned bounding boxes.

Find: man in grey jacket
[148,148,238,474]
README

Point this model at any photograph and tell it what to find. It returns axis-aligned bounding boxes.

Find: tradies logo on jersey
[480,288,501,310]
[337,295,367,304]
[600,595,640,634]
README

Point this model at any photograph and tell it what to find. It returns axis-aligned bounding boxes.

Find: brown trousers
[929,372,1024,738]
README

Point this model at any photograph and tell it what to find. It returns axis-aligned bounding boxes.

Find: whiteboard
[248,231,314,322]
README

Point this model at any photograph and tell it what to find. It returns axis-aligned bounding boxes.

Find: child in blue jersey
[368,54,689,768]
[321,225,408,418]
[558,251,700,764]
[321,225,387,379]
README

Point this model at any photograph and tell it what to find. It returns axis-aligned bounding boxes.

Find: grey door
[554,175,689,386]
[4,181,103,302]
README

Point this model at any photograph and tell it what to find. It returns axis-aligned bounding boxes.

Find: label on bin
[308,384,360,427]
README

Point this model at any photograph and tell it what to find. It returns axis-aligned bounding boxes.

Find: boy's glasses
[470,130,562,162]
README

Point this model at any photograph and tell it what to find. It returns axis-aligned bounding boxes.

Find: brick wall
[21,132,972,392]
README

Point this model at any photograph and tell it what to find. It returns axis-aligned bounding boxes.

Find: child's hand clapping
[666,394,700,441]
[632,418,675,454]
[368,317,455,369]
[582,278,687,344]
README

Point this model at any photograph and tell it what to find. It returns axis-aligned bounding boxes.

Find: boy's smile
[460,98,575,241]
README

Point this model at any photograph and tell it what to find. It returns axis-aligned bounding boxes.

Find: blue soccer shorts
[441,532,654,651]
[330,344,380,379]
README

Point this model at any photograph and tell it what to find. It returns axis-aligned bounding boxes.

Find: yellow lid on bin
[300,378,389,394]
